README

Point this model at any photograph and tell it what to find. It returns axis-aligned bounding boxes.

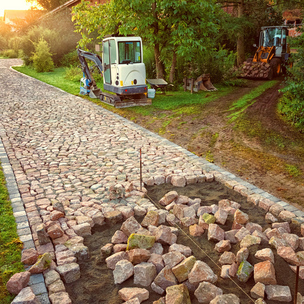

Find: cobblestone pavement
[1,59,304,303]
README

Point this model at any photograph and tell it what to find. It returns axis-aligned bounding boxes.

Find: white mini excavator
[77,36,151,108]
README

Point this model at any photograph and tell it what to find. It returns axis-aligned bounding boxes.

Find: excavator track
[99,92,152,108]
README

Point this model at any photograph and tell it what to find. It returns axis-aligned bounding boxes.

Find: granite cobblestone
[1,58,304,303]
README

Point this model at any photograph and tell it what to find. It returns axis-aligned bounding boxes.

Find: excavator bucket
[89,87,101,99]
[195,74,217,92]
[184,74,217,93]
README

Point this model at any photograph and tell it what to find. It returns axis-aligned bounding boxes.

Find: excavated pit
[65,181,303,304]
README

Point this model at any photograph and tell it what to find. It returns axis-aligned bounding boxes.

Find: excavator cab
[259,26,289,58]
[102,37,147,96]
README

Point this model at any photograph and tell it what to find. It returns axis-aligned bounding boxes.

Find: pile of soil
[65,182,304,304]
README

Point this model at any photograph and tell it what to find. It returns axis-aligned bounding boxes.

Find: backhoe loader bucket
[195,74,217,92]
[183,74,217,93]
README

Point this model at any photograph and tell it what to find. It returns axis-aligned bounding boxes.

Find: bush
[0,36,8,50]
[1,49,18,58]
[278,27,304,131]
[60,50,79,67]
[64,66,82,82]
[20,26,60,66]
[32,39,54,72]
[8,37,22,54]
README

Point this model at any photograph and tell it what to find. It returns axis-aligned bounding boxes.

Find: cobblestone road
[1,59,304,303]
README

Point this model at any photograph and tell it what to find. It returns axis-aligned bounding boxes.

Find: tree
[72,0,223,81]
[32,38,54,72]
[217,0,286,65]
[0,21,13,50]
[26,0,68,11]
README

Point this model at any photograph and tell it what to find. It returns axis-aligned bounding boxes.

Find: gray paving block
[14,215,28,223]
[31,282,48,295]
[13,205,25,213]
[36,293,51,304]
[17,221,30,229]
[29,273,45,285]
[284,205,299,212]
[23,240,35,250]
[276,201,289,208]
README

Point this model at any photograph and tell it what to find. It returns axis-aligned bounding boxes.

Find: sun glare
[0,0,34,17]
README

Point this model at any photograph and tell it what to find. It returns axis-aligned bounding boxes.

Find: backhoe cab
[241,26,292,79]
[77,36,150,108]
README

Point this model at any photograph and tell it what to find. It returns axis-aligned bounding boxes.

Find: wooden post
[183,78,187,92]
[190,78,194,94]
[295,265,300,304]
[140,148,142,192]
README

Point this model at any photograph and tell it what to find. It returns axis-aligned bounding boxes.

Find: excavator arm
[77,49,103,98]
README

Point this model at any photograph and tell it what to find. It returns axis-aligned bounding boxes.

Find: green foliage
[32,39,54,73]
[64,66,82,82]
[0,161,24,304]
[19,9,80,67]
[143,45,156,79]
[72,0,223,82]
[60,50,79,67]
[0,49,18,58]
[0,21,13,50]
[19,26,58,66]
[285,164,301,177]
[0,36,8,51]
[201,47,237,83]
[278,26,304,131]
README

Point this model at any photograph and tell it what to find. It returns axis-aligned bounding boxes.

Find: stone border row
[0,135,50,304]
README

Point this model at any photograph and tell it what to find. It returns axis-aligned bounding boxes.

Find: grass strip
[0,161,24,304]
[14,66,80,95]
[228,80,278,122]
[13,66,235,117]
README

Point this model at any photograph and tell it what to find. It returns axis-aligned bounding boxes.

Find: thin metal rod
[139,148,142,191]
[295,265,300,304]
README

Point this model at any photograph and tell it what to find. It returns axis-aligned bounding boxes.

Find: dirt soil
[121,79,304,210]
[66,182,304,303]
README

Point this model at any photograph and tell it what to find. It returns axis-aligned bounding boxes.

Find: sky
[0,0,35,17]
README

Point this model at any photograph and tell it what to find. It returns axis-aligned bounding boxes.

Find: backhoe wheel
[270,58,281,77]
[267,67,274,80]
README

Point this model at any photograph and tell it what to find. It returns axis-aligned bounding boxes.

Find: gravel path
[1,59,304,303]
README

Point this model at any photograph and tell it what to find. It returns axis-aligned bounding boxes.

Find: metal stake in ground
[295,265,300,304]
[140,148,142,191]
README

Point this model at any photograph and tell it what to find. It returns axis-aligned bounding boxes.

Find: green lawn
[0,162,24,304]
[13,65,235,117]
[14,66,80,95]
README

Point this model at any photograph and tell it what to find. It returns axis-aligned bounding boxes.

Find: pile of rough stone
[6,174,304,304]
[101,190,304,304]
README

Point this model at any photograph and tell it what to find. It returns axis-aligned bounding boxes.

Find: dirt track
[124,80,304,209]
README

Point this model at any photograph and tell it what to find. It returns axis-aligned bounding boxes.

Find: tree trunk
[152,1,165,79]
[237,0,245,66]
[169,49,177,83]
[154,44,165,79]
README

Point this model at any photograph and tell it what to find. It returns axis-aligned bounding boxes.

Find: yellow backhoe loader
[240,26,292,79]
